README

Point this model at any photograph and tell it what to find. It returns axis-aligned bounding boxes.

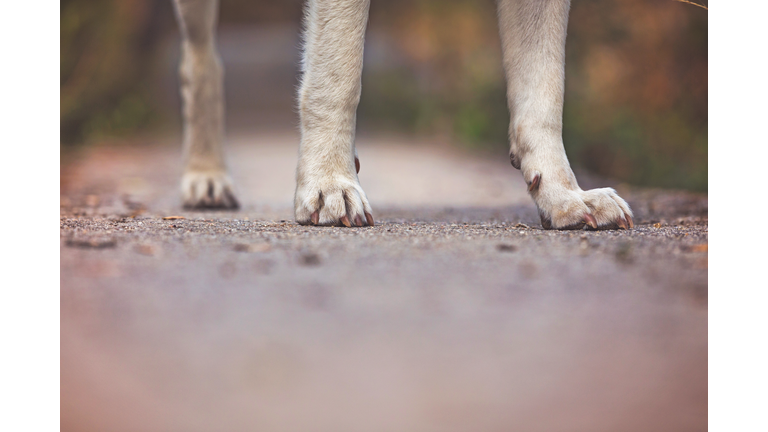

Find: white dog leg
[172,0,238,209]
[497,0,633,229]
[294,0,374,227]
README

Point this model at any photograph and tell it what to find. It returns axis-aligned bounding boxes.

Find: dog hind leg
[172,0,238,209]
[497,0,632,229]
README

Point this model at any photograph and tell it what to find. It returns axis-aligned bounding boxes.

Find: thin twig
[673,0,708,10]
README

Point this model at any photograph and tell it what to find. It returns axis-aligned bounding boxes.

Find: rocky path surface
[61,131,707,432]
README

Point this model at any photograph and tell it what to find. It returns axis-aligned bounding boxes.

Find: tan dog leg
[497,0,633,229]
[172,0,238,209]
[294,0,374,227]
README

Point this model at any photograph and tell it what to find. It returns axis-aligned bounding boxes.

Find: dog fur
[171,0,634,230]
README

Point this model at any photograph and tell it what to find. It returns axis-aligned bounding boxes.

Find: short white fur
[173,0,633,229]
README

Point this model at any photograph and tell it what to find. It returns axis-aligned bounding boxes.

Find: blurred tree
[360,0,707,191]
[60,0,302,146]
[564,0,707,191]
[61,0,173,145]
[361,0,508,147]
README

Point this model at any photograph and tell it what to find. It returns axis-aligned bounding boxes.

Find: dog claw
[584,213,598,229]
[354,215,363,227]
[616,216,628,230]
[340,215,352,227]
[364,211,375,227]
[310,211,319,225]
[527,174,541,192]
[355,157,360,174]
[510,152,521,169]
[532,187,632,231]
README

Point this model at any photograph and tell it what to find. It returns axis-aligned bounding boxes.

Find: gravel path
[61,132,707,432]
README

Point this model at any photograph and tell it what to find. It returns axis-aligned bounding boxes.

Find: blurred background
[60,4,709,430]
[61,0,707,191]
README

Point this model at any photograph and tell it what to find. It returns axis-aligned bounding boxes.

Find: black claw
[539,211,553,230]
[225,189,240,209]
[510,152,521,170]
[559,221,588,230]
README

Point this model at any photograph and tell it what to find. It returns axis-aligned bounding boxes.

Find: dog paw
[295,167,373,227]
[181,171,239,209]
[529,173,633,230]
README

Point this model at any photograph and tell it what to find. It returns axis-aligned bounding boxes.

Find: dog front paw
[181,170,239,209]
[294,159,373,227]
[528,172,633,230]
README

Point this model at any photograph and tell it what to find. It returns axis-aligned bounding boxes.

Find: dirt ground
[61,131,707,432]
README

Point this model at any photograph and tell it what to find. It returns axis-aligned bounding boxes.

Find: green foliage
[358,68,509,151]
[60,0,166,145]
[564,107,707,192]
[359,0,707,191]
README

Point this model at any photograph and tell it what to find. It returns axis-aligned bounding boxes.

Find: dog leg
[497,0,632,229]
[172,0,238,209]
[294,0,374,227]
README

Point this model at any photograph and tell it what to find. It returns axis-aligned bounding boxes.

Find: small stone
[233,243,271,253]
[135,244,157,256]
[66,238,116,249]
[299,252,321,266]
[496,243,517,252]
[84,195,100,207]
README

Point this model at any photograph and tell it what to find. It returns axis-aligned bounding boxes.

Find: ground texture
[61,132,707,432]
